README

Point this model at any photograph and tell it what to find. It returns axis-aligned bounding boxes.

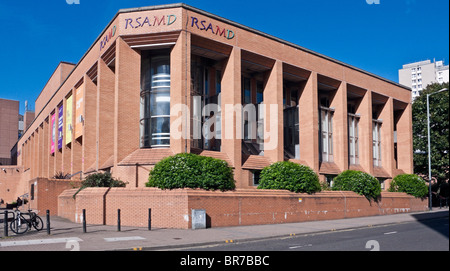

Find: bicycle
[9,194,44,235]
[10,208,44,234]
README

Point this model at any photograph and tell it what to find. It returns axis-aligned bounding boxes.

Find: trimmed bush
[332,170,381,201]
[388,174,428,198]
[146,153,235,191]
[257,161,321,194]
[73,172,127,198]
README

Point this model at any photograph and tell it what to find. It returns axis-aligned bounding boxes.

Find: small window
[253,170,261,186]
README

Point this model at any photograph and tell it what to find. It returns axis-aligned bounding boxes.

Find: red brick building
[0,98,19,165]
[15,3,413,194]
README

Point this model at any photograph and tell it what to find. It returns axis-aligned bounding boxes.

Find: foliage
[412,82,449,183]
[257,161,321,194]
[332,170,381,201]
[146,153,235,191]
[73,172,127,198]
[388,174,428,198]
[53,171,71,179]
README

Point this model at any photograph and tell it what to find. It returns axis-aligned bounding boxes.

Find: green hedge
[257,161,321,194]
[332,170,381,201]
[146,153,235,191]
[73,172,127,198]
[388,174,428,198]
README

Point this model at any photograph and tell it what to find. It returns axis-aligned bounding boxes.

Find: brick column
[379,97,395,177]
[330,82,348,171]
[97,59,115,171]
[222,47,242,186]
[170,31,191,154]
[48,113,55,178]
[42,120,49,178]
[71,90,82,179]
[299,71,319,172]
[264,60,283,163]
[82,74,97,174]
[114,38,141,166]
[62,96,71,175]
[357,90,373,175]
[395,103,413,174]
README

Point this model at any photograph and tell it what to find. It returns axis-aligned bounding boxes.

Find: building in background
[399,59,450,101]
[0,98,19,165]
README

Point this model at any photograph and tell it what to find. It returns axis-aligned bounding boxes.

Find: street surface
[179,217,449,251]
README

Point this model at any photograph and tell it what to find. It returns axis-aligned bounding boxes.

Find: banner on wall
[50,114,55,154]
[58,105,63,149]
[65,95,73,145]
[75,84,84,139]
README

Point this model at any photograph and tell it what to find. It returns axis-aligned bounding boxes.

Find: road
[180,217,449,251]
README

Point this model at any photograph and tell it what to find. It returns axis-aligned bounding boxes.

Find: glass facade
[348,114,359,165]
[283,86,299,159]
[191,55,221,151]
[140,50,171,148]
[372,120,382,167]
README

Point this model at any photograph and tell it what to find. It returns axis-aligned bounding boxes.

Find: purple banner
[58,105,63,149]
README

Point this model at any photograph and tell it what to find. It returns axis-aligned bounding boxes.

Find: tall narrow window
[191,56,221,151]
[348,113,360,165]
[373,120,382,167]
[319,104,334,163]
[140,51,171,148]
[283,86,299,160]
[256,81,264,154]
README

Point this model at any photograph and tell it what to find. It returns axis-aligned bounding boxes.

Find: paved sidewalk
[0,209,448,251]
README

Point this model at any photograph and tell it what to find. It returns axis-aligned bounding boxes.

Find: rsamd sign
[188,15,235,40]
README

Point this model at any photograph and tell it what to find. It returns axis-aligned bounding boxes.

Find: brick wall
[29,178,82,216]
[57,188,429,229]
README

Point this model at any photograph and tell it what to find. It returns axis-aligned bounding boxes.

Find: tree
[412,82,449,184]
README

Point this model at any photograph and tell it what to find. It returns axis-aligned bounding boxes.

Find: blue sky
[0,0,448,114]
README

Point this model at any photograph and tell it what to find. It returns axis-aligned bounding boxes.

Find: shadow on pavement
[411,210,449,239]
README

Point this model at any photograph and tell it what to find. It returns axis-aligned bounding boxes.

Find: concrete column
[330,82,348,171]
[114,38,141,167]
[170,31,191,154]
[263,60,283,163]
[222,47,242,186]
[97,59,115,171]
[299,71,319,172]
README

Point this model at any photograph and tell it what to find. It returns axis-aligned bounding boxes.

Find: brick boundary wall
[57,188,429,229]
[28,178,82,216]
